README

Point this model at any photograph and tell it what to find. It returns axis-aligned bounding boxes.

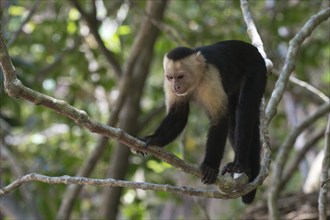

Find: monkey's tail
[241,163,258,204]
[241,166,259,204]
[241,121,261,204]
[242,189,257,204]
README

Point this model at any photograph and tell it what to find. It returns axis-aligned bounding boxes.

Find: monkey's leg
[233,75,264,172]
[228,94,239,147]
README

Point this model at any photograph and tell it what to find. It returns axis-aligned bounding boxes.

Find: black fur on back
[166,47,195,61]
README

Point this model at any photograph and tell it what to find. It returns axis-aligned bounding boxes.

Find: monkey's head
[163,47,206,97]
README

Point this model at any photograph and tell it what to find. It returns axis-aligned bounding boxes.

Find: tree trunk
[100,1,168,219]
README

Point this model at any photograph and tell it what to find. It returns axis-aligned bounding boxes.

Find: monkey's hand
[135,135,164,156]
[139,135,164,148]
[134,136,153,156]
[200,163,219,184]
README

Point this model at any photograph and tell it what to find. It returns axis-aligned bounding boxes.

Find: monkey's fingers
[221,163,233,175]
[200,164,219,184]
[221,163,235,175]
[131,149,148,156]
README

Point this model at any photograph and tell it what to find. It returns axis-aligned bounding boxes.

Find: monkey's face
[163,53,205,97]
[164,67,191,96]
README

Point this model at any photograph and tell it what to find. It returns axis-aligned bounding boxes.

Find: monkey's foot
[221,162,245,179]
[200,163,219,184]
[221,162,242,174]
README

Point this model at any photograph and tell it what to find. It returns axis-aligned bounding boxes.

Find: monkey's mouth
[175,92,188,96]
[173,86,191,96]
[174,90,189,96]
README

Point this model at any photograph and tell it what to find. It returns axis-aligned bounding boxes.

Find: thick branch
[266,8,330,124]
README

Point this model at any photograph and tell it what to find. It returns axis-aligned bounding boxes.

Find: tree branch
[318,114,330,220]
[0,173,237,199]
[240,0,273,73]
[266,8,330,124]
[268,102,330,219]
[273,68,329,103]
[289,75,329,103]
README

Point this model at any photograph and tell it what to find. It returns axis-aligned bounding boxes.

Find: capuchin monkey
[141,40,267,204]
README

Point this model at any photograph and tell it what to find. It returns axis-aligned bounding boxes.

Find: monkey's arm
[201,116,229,184]
[143,102,189,147]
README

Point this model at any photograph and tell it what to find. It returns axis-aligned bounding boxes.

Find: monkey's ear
[163,54,169,70]
[195,51,206,64]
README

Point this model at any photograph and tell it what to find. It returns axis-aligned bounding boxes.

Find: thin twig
[273,68,329,103]
[289,75,329,103]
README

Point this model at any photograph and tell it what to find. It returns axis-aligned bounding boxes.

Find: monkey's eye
[177,75,184,79]
[166,75,174,80]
